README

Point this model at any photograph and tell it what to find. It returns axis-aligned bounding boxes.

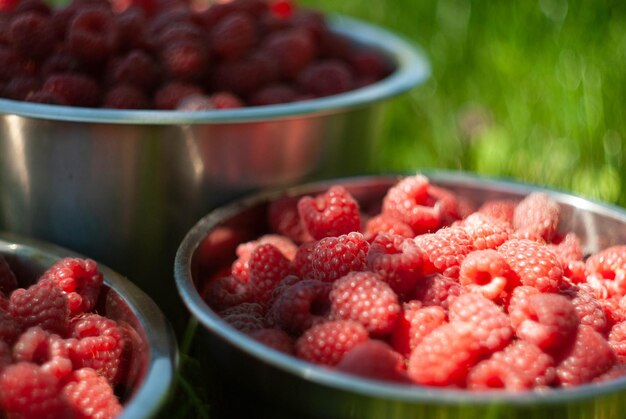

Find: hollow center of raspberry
[474,271,493,286]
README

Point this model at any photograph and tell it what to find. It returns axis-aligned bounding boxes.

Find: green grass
[303,0,626,206]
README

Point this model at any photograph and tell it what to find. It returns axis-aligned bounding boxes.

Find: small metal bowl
[0,16,429,324]
[0,232,178,419]
[175,171,626,419]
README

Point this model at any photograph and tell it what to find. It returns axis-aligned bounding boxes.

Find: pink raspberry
[336,340,410,383]
[570,290,608,334]
[547,232,583,268]
[513,192,560,242]
[414,226,474,279]
[247,243,293,305]
[154,81,203,110]
[497,239,564,292]
[262,28,316,78]
[390,303,446,357]
[268,195,311,244]
[67,313,124,384]
[608,321,626,363]
[248,328,294,355]
[160,40,209,81]
[40,258,103,316]
[0,255,17,296]
[364,214,414,241]
[458,249,518,302]
[42,73,101,108]
[209,11,256,60]
[298,60,353,97]
[309,232,369,283]
[295,320,368,366]
[12,327,72,380]
[329,271,401,335]
[477,199,516,226]
[62,368,122,419]
[449,292,513,353]
[382,174,441,235]
[366,233,423,296]
[102,84,150,109]
[201,273,250,312]
[249,83,298,106]
[556,325,615,386]
[269,279,331,335]
[219,302,266,333]
[467,340,556,390]
[459,212,511,250]
[68,7,119,63]
[297,185,361,240]
[407,322,482,386]
[586,245,626,286]
[414,273,464,310]
[9,278,70,336]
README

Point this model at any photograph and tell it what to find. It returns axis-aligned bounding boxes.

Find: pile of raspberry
[199,173,626,391]
[0,0,394,110]
[0,256,127,418]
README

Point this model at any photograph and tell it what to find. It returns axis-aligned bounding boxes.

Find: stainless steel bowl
[175,171,626,419]
[0,16,429,325]
[0,232,178,419]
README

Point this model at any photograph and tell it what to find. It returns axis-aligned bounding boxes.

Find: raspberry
[208,92,244,109]
[513,192,560,242]
[105,49,160,92]
[202,273,250,312]
[414,273,464,310]
[149,6,192,35]
[160,40,209,81]
[9,278,70,336]
[40,52,83,78]
[25,90,68,105]
[366,234,423,296]
[509,293,578,353]
[459,249,518,302]
[364,214,414,241]
[297,185,361,240]
[103,84,150,109]
[586,245,626,283]
[293,240,316,279]
[608,321,626,362]
[115,6,149,50]
[42,73,101,108]
[3,75,40,100]
[467,340,556,390]
[425,184,463,226]
[0,0,18,12]
[478,199,516,226]
[67,8,119,63]
[0,255,17,296]
[9,11,57,59]
[268,195,311,244]
[390,303,446,357]
[336,340,410,383]
[12,327,73,380]
[593,363,626,383]
[209,11,256,60]
[347,48,393,80]
[232,235,296,281]
[571,290,608,334]
[155,23,205,47]
[497,239,564,292]
[459,212,511,250]
[449,292,513,353]
[249,83,297,106]
[269,0,293,19]
[40,258,103,316]
[209,57,269,97]
[295,320,368,366]
[555,325,615,386]
[176,94,214,110]
[249,328,294,354]
[0,341,10,372]
[0,47,27,83]
[414,226,474,279]
[298,60,353,97]
[67,313,124,384]
[308,232,369,283]
[262,28,316,78]
[247,243,293,305]
[329,271,401,335]
[407,322,482,386]
[0,309,22,345]
[62,368,122,419]
[219,302,266,333]
[318,31,350,59]
[153,81,203,109]
[12,0,51,16]
[382,174,441,235]
[547,232,583,267]
[269,279,331,335]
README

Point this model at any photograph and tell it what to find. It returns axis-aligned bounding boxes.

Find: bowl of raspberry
[0,232,178,418]
[175,171,626,418]
[0,0,429,325]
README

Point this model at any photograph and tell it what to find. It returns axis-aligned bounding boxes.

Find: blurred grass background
[303,0,626,207]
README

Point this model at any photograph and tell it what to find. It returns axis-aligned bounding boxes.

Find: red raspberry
[209,57,270,97]
[153,81,203,109]
[382,174,441,235]
[207,92,244,109]
[329,272,401,335]
[293,240,316,279]
[497,239,564,292]
[0,0,18,12]
[68,8,119,63]
[105,49,160,92]
[295,320,368,366]
[3,75,40,100]
[390,303,446,357]
[513,192,560,242]
[298,60,353,97]
[347,48,393,80]
[149,7,193,35]
[9,11,57,59]
[0,308,22,345]
[269,0,294,19]
[262,28,316,79]
[0,341,10,372]
[414,273,464,310]
[67,314,124,385]
[0,255,17,296]
[601,296,626,328]
[202,273,250,312]
[547,232,583,267]
[608,321,626,362]
[0,362,70,419]
[249,83,298,106]
[40,258,103,316]
[570,290,608,334]
[12,327,73,380]
[0,47,28,83]
[155,23,205,47]
[62,368,122,419]
[247,243,293,305]
[407,322,482,386]
[9,278,70,336]
[586,245,626,283]
[467,340,556,390]
[308,232,369,283]
[364,214,414,241]
[297,185,361,240]
[266,274,301,314]
[231,235,297,284]
[477,199,516,226]
[269,279,331,335]
[12,0,51,16]
[102,84,150,109]
[42,73,101,108]
[336,340,410,383]
[25,90,69,105]
[414,226,474,279]
[459,212,511,250]
[366,234,423,296]
[249,328,294,354]
[219,302,266,333]
[40,51,83,78]
[458,249,518,302]
[449,292,513,353]
[318,31,350,59]
[555,325,615,386]
[426,184,463,226]
[209,11,256,60]
[593,363,626,384]
[268,195,312,244]
[510,293,579,353]
[115,6,149,50]
[176,94,214,110]
[160,40,209,82]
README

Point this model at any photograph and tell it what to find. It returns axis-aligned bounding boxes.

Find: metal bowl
[0,16,429,325]
[0,232,178,419]
[175,171,626,419]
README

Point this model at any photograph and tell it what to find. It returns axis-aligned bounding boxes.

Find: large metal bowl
[0,232,178,419]
[0,16,429,325]
[175,171,626,419]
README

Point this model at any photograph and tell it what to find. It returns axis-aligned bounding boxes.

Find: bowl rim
[174,170,626,406]
[0,15,430,125]
[0,232,178,419]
